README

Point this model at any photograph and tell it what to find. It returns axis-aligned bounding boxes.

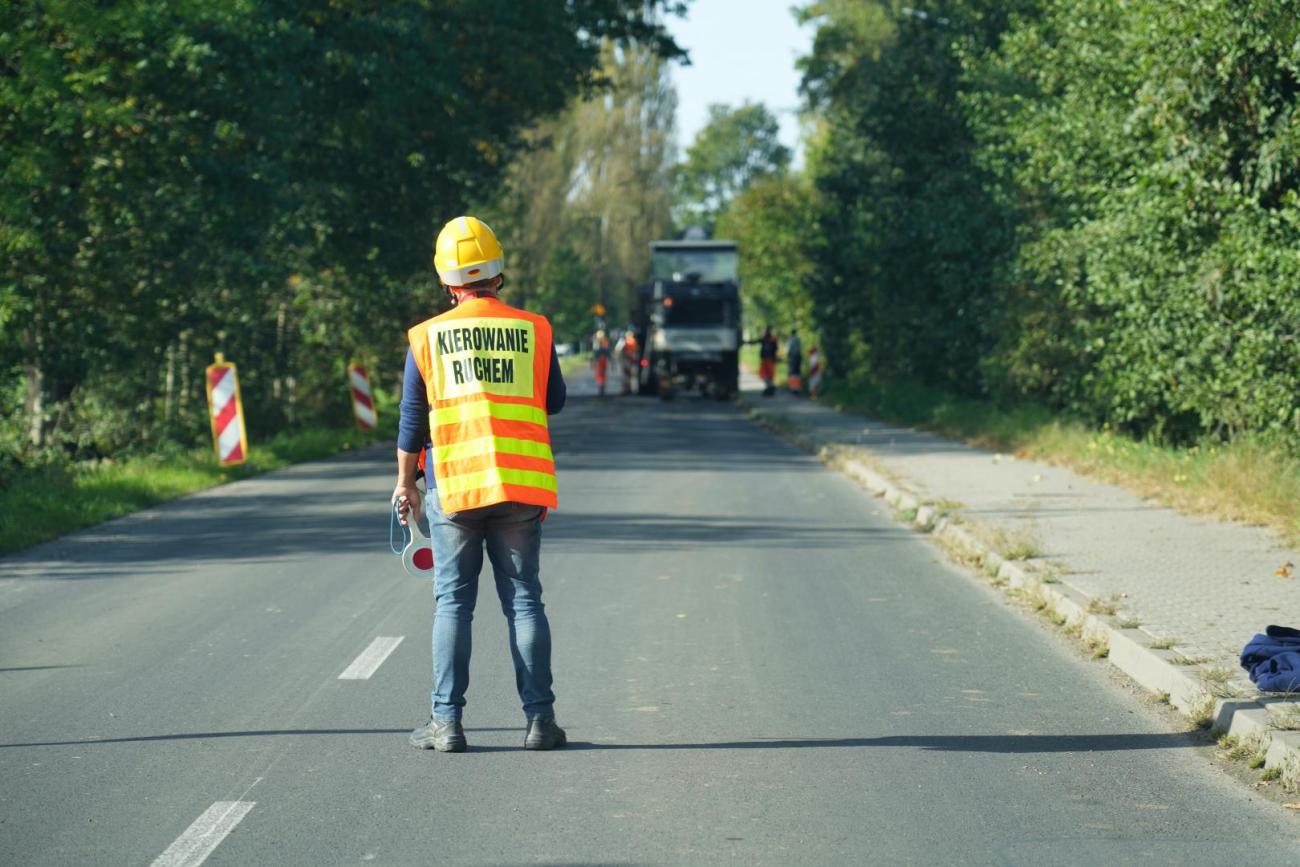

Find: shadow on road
[0,729,1199,753]
[0,727,516,748]
[543,512,908,552]
[553,396,819,473]
[0,391,954,581]
[0,503,401,581]
[563,732,1201,753]
[0,504,899,580]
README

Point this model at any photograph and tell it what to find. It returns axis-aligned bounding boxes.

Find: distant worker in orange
[786,328,804,395]
[592,329,611,397]
[615,328,640,395]
[758,325,778,397]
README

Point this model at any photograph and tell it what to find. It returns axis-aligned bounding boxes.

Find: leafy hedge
[973,0,1300,442]
[1,1,680,477]
[787,0,1300,448]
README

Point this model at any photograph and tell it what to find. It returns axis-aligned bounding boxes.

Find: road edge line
[151,800,255,867]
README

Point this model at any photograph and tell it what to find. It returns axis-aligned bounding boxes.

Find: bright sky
[667,0,814,162]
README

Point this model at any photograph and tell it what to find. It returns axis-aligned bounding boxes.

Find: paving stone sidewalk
[739,371,1300,688]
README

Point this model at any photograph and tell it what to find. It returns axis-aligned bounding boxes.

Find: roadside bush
[971,0,1300,445]
[794,0,1300,449]
[715,173,817,337]
[0,1,681,471]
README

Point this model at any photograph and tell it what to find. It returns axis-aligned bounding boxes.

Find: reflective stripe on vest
[432,401,547,427]
[439,466,558,496]
[408,298,557,512]
[434,435,554,465]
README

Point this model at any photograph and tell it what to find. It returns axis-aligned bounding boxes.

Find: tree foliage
[675,102,790,232]
[714,173,815,336]
[795,0,1019,390]
[535,246,595,345]
[761,0,1300,448]
[969,0,1300,442]
[486,41,678,341]
[0,0,681,469]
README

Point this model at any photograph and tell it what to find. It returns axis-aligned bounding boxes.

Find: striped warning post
[205,353,248,467]
[348,363,376,431]
[808,347,824,397]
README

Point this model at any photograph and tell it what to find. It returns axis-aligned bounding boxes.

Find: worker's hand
[391,481,422,526]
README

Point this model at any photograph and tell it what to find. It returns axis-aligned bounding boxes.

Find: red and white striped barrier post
[205,353,248,467]
[808,346,824,397]
[348,363,377,431]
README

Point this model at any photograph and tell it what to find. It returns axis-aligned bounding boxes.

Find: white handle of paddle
[397,484,435,577]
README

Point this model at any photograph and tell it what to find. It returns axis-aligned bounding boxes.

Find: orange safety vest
[594,337,610,383]
[408,296,557,512]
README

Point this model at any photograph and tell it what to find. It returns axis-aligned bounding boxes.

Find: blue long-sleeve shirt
[397,347,566,453]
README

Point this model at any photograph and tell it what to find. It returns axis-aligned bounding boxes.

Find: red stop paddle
[393,483,435,577]
[402,515,435,575]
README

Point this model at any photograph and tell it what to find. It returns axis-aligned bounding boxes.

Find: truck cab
[638,240,741,401]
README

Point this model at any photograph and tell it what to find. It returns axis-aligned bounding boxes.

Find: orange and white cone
[348,363,377,431]
[205,353,248,467]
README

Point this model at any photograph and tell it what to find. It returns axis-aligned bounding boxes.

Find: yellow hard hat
[434,216,505,286]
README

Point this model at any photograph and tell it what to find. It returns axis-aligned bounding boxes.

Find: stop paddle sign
[392,480,435,577]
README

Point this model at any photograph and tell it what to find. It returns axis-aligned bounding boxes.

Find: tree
[967,0,1300,441]
[789,0,1300,447]
[0,0,684,464]
[795,0,1020,387]
[535,246,595,345]
[487,40,678,330]
[675,102,791,232]
[571,42,679,325]
[715,174,816,337]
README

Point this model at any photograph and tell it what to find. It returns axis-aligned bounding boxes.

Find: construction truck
[635,240,741,401]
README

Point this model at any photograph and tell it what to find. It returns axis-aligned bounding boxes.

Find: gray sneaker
[410,718,466,752]
[524,718,567,751]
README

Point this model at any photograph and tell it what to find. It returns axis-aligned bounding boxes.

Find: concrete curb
[741,395,1300,789]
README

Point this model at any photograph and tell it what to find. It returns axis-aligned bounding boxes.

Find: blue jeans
[425,487,555,722]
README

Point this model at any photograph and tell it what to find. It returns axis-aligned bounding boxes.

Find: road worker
[592,329,611,397]
[758,325,778,397]
[393,216,568,753]
[786,328,804,395]
[615,328,640,395]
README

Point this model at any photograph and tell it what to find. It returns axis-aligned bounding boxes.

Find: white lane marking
[338,635,404,680]
[151,801,254,867]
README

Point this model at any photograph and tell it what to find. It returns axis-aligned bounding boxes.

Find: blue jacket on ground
[1240,625,1300,692]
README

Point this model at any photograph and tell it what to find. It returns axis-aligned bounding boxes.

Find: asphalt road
[2,370,1299,865]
